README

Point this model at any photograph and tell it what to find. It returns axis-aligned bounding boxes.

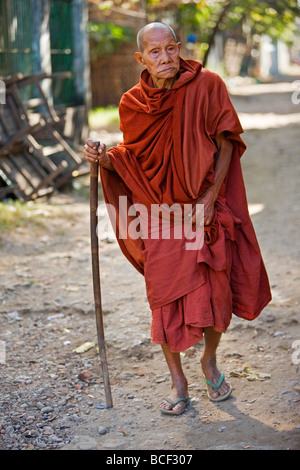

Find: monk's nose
[161,49,171,63]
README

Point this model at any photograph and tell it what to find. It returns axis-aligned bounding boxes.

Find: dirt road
[0,80,299,451]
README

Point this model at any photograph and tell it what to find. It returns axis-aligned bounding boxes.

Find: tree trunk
[203,0,232,67]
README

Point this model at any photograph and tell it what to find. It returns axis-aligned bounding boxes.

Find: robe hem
[233,294,272,321]
[151,324,227,353]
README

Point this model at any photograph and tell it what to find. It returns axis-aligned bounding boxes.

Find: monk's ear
[134,52,145,67]
[177,42,181,52]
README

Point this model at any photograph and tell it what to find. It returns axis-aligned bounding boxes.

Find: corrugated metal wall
[0,0,34,77]
[0,0,76,105]
[0,0,34,100]
[49,0,76,104]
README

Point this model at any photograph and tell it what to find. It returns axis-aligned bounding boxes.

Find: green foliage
[0,200,75,233]
[235,0,299,43]
[178,0,299,44]
[178,1,228,58]
[88,22,135,59]
[0,201,45,233]
[176,0,299,64]
[88,106,120,130]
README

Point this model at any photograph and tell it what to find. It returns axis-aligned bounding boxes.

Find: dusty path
[0,80,299,451]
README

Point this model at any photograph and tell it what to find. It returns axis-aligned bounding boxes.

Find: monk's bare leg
[200,327,231,399]
[159,344,189,413]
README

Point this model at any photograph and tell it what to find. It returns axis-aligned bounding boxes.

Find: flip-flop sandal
[159,397,191,416]
[205,373,232,402]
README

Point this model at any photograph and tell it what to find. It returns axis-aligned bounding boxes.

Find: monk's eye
[151,50,159,56]
[168,46,175,52]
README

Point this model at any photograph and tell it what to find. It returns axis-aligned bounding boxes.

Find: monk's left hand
[192,189,216,226]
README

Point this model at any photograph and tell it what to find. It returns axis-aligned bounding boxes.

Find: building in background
[0,0,90,143]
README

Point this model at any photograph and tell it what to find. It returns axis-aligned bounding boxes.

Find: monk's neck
[151,75,177,90]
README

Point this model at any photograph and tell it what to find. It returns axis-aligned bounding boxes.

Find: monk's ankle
[171,378,188,397]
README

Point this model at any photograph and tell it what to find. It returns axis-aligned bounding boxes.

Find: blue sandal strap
[163,397,190,406]
[205,373,225,390]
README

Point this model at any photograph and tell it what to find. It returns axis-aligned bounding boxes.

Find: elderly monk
[83,22,271,415]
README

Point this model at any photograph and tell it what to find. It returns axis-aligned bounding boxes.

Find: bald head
[134,22,181,89]
[137,22,178,53]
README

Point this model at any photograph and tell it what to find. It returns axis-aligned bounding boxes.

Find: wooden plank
[0,71,83,200]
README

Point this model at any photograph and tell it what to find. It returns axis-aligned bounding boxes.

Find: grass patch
[0,200,61,233]
[88,106,120,131]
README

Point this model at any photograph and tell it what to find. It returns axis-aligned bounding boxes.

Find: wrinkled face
[135,28,181,86]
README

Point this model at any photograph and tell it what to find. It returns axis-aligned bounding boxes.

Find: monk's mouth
[161,67,176,73]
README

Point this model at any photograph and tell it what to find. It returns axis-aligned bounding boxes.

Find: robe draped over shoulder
[100,58,271,322]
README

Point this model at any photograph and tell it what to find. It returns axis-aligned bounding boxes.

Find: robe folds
[100,58,271,351]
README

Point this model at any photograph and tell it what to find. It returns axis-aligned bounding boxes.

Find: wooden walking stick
[90,141,113,408]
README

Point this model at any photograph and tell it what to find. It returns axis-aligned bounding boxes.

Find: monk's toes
[208,387,219,398]
[204,372,232,402]
[218,381,230,396]
[159,399,173,411]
